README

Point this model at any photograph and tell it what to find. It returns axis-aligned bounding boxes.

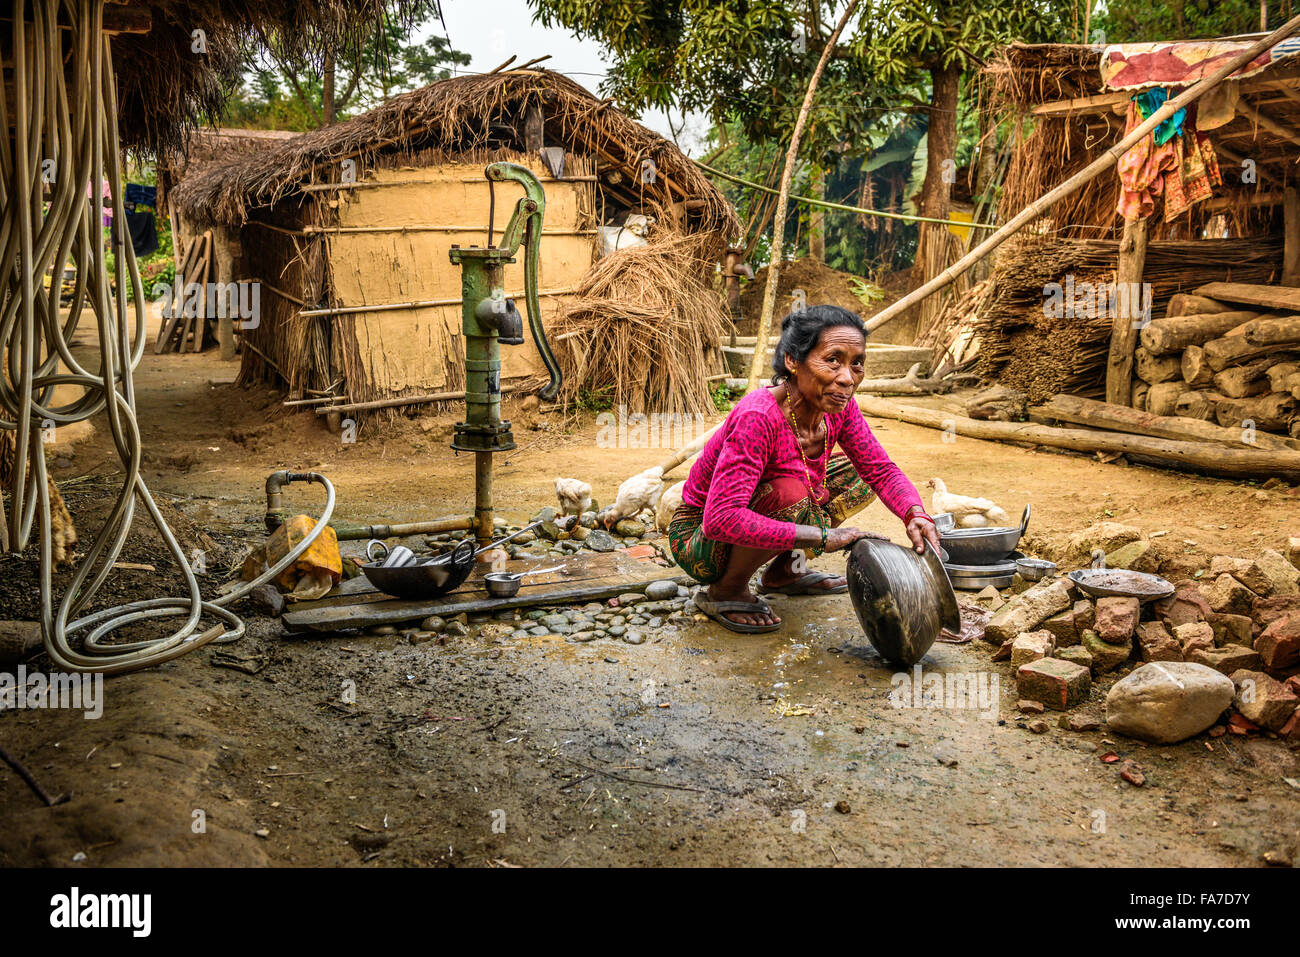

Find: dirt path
[1,343,1297,867]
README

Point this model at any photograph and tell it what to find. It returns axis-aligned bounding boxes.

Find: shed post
[1106,214,1149,407]
[1284,186,1299,285]
[213,225,239,361]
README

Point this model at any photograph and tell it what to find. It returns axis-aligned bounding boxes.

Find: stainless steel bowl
[937,503,1030,566]
[483,572,522,598]
[1015,557,1057,582]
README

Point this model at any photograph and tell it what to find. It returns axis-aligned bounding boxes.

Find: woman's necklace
[784,390,827,499]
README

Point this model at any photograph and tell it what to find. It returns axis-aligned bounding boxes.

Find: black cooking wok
[359,522,542,600]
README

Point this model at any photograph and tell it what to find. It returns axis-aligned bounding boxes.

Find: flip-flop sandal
[693,591,782,634]
[758,571,848,596]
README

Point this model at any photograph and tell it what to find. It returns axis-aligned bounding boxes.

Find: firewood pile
[1136,283,1300,441]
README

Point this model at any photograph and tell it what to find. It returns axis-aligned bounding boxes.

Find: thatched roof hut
[110,1,432,152]
[169,69,738,419]
[171,69,737,237]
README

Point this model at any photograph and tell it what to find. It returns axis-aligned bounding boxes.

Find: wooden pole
[855,395,1300,479]
[1107,215,1149,405]
[1284,186,1299,286]
[745,0,862,393]
[863,13,1300,335]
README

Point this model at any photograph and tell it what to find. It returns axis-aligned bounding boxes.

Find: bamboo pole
[863,12,1300,335]
[746,0,862,393]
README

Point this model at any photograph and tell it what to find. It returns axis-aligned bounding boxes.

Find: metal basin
[937,503,1030,566]
[846,538,961,666]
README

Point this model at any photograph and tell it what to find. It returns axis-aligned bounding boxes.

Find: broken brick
[1256,612,1300,672]
[1188,644,1264,675]
[1230,669,1300,731]
[1017,657,1092,711]
[1136,620,1182,662]
[1095,596,1141,642]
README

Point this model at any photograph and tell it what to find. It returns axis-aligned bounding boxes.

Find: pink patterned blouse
[681,387,925,550]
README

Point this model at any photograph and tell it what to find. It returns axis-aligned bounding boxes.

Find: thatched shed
[963,37,1300,407]
[171,68,738,416]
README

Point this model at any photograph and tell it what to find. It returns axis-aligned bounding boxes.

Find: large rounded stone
[1105,661,1235,744]
[644,579,679,601]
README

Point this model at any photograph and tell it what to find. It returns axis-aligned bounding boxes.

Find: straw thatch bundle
[113,1,432,152]
[171,69,737,244]
[974,235,1284,401]
[548,232,728,416]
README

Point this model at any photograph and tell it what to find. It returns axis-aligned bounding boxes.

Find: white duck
[925,478,1010,528]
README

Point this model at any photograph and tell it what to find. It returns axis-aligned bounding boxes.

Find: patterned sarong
[666,453,877,585]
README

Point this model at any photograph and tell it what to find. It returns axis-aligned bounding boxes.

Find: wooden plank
[1195,281,1300,312]
[1107,215,1148,406]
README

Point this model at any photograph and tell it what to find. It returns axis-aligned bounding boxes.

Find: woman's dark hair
[770,304,867,384]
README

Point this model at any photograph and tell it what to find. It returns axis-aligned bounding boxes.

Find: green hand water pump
[449,162,563,548]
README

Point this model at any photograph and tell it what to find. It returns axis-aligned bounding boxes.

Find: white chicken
[926,478,1011,528]
[604,466,665,529]
[655,480,687,532]
[554,477,592,517]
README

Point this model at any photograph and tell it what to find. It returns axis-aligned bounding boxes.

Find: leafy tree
[231,2,469,129]
[1095,0,1270,43]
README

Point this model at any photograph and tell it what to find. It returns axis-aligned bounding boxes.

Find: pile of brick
[980,531,1300,743]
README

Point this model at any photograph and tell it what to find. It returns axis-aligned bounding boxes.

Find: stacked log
[1135,282,1300,442]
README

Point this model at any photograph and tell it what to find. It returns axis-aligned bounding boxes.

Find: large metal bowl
[937,503,1030,566]
[846,538,961,666]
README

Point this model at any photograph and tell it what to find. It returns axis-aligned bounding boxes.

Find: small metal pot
[483,572,523,598]
[1015,557,1057,582]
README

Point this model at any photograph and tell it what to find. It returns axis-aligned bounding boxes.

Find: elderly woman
[667,305,941,633]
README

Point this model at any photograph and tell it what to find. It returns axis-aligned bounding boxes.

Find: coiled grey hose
[1,0,335,675]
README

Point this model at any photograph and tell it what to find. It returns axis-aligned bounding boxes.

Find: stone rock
[1106,539,1160,574]
[444,621,469,637]
[1205,612,1253,648]
[1254,595,1300,629]
[1187,644,1263,675]
[1016,657,1091,711]
[1082,629,1132,674]
[1017,699,1045,714]
[408,631,434,645]
[567,630,598,643]
[1105,661,1235,744]
[249,583,285,617]
[1257,549,1300,596]
[1153,584,1212,628]
[1256,612,1300,671]
[579,511,598,529]
[644,579,679,601]
[1026,719,1051,734]
[421,616,446,633]
[1010,630,1055,668]
[1209,555,1274,596]
[1060,713,1102,732]
[1287,536,1300,571]
[1173,622,1215,656]
[1072,599,1096,634]
[1206,573,1256,617]
[992,638,1014,662]
[569,525,590,541]
[1040,610,1077,646]
[1095,596,1140,642]
[613,519,647,538]
[1136,621,1182,662]
[623,631,645,645]
[975,585,1005,610]
[1230,669,1300,731]
[1057,645,1094,670]
[1062,522,1143,567]
[617,592,647,606]
[983,577,1075,644]
[584,529,617,552]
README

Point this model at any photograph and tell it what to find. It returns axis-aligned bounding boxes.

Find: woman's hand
[906,515,942,555]
[823,526,887,552]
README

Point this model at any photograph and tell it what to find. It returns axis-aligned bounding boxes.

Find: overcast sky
[422,0,711,153]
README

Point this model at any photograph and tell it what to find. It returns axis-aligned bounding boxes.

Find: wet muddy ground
[1,342,1298,867]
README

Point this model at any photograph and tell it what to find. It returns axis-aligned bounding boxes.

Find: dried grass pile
[549,233,728,416]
